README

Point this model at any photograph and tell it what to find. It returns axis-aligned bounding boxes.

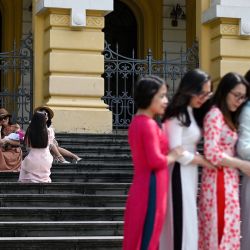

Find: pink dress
[123,115,169,250]
[18,131,53,183]
[198,107,240,250]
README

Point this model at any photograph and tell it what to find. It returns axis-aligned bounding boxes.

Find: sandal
[54,155,70,164]
[72,157,82,164]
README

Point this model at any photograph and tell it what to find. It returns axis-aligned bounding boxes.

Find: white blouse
[163,106,201,165]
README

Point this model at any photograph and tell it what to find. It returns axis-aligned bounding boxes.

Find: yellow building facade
[1,0,250,133]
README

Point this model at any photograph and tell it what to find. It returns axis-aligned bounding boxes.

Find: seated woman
[34,106,82,164]
[0,108,22,172]
[19,111,53,183]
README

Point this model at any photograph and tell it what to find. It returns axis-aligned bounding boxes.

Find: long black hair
[134,75,167,109]
[25,112,48,148]
[212,72,249,130]
[162,69,210,127]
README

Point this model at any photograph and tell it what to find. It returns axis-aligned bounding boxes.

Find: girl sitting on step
[34,106,82,164]
[19,111,53,183]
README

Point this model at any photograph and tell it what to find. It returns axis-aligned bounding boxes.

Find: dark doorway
[104,0,137,57]
[103,1,138,130]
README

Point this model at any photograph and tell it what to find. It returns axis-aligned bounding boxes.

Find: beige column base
[51,108,112,134]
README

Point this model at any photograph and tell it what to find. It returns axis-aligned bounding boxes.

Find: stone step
[56,145,130,153]
[0,182,130,195]
[56,133,127,141]
[57,152,131,159]
[51,163,132,173]
[0,236,123,250]
[0,172,133,183]
[0,221,123,237]
[59,141,129,148]
[0,194,127,207]
[61,154,132,163]
[0,207,124,221]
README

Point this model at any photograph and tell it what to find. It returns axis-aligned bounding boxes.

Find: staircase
[0,133,132,250]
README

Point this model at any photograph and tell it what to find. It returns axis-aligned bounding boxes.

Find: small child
[1,124,25,151]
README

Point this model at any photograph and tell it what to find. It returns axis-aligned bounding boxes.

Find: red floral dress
[198,107,240,250]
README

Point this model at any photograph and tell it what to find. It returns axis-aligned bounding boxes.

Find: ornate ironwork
[103,40,199,130]
[0,33,33,128]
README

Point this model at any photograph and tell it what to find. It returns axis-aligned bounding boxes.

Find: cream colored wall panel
[23,22,32,35]
[23,9,32,22]
[48,76,104,96]
[49,53,104,74]
[211,37,250,60]
[220,39,250,58]
[51,109,112,133]
[163,41,186,53]
[221,59,250,75]
[161,53,186,60]
[48,29,104,51]
[163,30,186,42]
[23,0,32,8]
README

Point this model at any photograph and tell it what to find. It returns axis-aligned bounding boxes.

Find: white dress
[236,101,250,250]
[160,106,201,250]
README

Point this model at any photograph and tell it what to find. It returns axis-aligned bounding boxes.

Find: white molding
[203,3,250,35]
[210,0,250,7]
[36,0,113,27]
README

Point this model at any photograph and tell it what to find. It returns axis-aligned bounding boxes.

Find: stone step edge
[0,194,127,197]
[0,182,131,185]
[0,206,125,210]
[0,236,123,240]
[0,221,123,225]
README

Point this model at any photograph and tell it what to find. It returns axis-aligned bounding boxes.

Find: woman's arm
[191,153,215,169]
[142,119,183,170]
[2,138,20,146]
[163,118,194,165]
[204,107,250,173]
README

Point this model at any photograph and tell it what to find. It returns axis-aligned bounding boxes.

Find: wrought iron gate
[0,34,33,128]
[103,41,199,130]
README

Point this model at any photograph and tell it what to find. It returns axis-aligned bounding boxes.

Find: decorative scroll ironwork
[0,33,33,128]
[103,41,199,130]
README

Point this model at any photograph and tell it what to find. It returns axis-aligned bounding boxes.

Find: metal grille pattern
[103,41,199,130]
[0,34,33,128]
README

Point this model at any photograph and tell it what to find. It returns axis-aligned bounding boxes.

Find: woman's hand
[238,161,250,176]
[167,146,184,165]
[195,154,216,169]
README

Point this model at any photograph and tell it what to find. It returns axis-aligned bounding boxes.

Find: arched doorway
[104,0,137,57]
[103,1,138,130]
